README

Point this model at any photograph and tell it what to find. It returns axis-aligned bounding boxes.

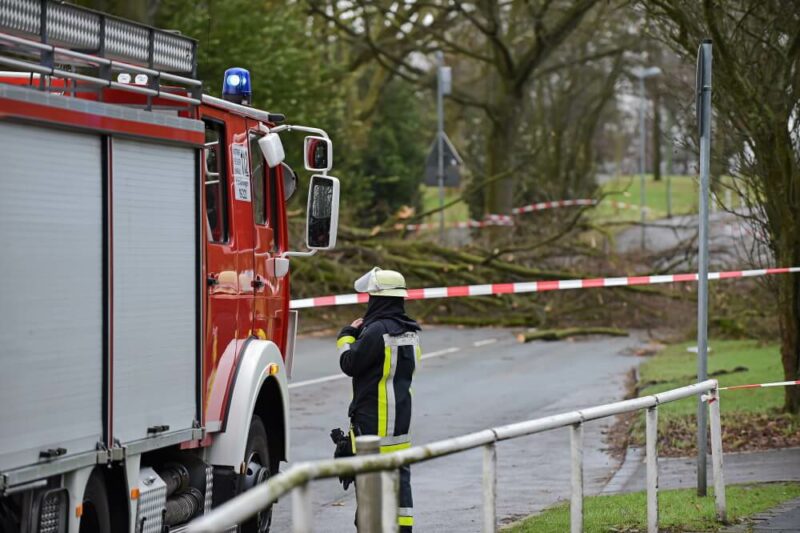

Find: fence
[187,379,725,533]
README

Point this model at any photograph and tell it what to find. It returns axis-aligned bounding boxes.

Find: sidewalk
[604,447,800,493]
[604,447,800,532]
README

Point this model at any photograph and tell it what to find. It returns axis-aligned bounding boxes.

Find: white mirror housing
[267,257,290,278]
[306,174,340,250]
[303,136,333,172]
[258,132,285,168]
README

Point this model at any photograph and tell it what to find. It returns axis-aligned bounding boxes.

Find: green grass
[418,176,748,228]
[505,483,800,532]
[639,340,786,417]
[632,340,799,455]
[420,186,469,225]
[595,174,699,222]
[595,175,751,223]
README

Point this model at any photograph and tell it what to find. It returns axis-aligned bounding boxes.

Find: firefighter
[337,267,421,532]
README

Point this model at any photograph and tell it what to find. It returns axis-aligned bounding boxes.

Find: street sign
[439,66,452,95]
[424,132,462,187]
[696,40,712,139]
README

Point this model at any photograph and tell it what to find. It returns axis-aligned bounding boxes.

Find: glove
[330,428,356,490]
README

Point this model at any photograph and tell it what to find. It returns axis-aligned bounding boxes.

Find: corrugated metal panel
[112,139,197,444]
[136,467,166,533]
[0,122,103,471]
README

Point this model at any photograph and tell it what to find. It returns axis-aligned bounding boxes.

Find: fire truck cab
[0,1,339,531]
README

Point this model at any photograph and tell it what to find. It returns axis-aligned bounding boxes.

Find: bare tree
[645,0,800,413]
[307,0,630,215]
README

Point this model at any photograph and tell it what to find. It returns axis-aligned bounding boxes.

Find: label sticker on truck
[231,143,251,202]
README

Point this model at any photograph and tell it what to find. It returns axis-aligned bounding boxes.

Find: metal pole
[639,76,647,250]
[381,470,399,533]
[570,422,584,533]
[666,109,673,219]
[355,435,382,533]
[291,483,312,533]
[482,443,497,533]
[696,39,713,497]
[436,51,445,244]
[708,389,727,522]
[645,406,659,533]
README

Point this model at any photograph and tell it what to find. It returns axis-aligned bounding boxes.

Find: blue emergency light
[222,67,252,105]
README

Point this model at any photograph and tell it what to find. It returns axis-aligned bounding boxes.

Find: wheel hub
[243,446,272,532]
[243,458,270,492]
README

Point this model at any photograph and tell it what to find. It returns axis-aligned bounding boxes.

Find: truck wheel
[79,470,111,533]
[241,415,272,533]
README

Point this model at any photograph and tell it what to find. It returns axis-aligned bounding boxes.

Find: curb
[721,496,800,532]
[603,446,644,494]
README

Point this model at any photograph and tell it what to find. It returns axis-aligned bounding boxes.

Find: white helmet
[354,267,408,298]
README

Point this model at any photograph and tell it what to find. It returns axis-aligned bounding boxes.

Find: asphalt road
[615,209,763,269]
[270,325,644,531]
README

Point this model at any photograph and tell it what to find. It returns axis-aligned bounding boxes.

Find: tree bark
[763,130,800,414]
[485,92,523,215]
[777,269,800,413]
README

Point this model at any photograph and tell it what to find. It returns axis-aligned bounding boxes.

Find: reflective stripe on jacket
[338,320,420,452]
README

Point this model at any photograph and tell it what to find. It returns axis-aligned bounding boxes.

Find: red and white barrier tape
[290,266,800,309]
[512,198,596,214]
[720,380,800,391]
[512,199,648,215]
[407,199,648,231]
[406,214,513,232]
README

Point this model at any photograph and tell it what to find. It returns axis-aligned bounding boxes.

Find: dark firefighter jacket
[337,308,420,453]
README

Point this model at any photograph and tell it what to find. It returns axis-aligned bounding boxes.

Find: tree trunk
[777,270,800,413]
[764,131,800,414]
[485,93,522,215]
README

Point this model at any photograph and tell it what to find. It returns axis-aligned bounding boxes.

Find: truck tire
[241,415,272,533]
[79,470,111,533]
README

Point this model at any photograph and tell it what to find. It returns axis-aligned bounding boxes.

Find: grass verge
[595,175,699,222]
[420,185,469,225]
[504,483,800,532]
[632,340,800,456]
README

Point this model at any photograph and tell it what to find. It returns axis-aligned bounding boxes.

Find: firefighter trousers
[397,464,413,531]
[353,465,412,531]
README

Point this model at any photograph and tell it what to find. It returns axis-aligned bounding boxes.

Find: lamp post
[632,66,662,250]
[436,52,451,243]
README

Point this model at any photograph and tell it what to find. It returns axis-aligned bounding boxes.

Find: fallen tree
[516,327,629,343]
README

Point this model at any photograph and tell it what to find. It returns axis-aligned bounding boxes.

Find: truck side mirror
[258,132,285,168]
[303,136,332,172]
[306,175,340,250]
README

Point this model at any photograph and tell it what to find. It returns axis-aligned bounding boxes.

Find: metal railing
[0,32,202,106]
[188,379,726,533]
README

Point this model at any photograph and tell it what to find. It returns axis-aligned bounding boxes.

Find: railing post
[646,406,659,533]
[570,422,583,533]
[355,435,382,533]
[708,388,727,522]
[483,442,497,533]
[381,470,399,533]
[291,482,312,533]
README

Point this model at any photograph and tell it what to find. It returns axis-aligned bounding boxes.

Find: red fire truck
[0,2,340,531]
